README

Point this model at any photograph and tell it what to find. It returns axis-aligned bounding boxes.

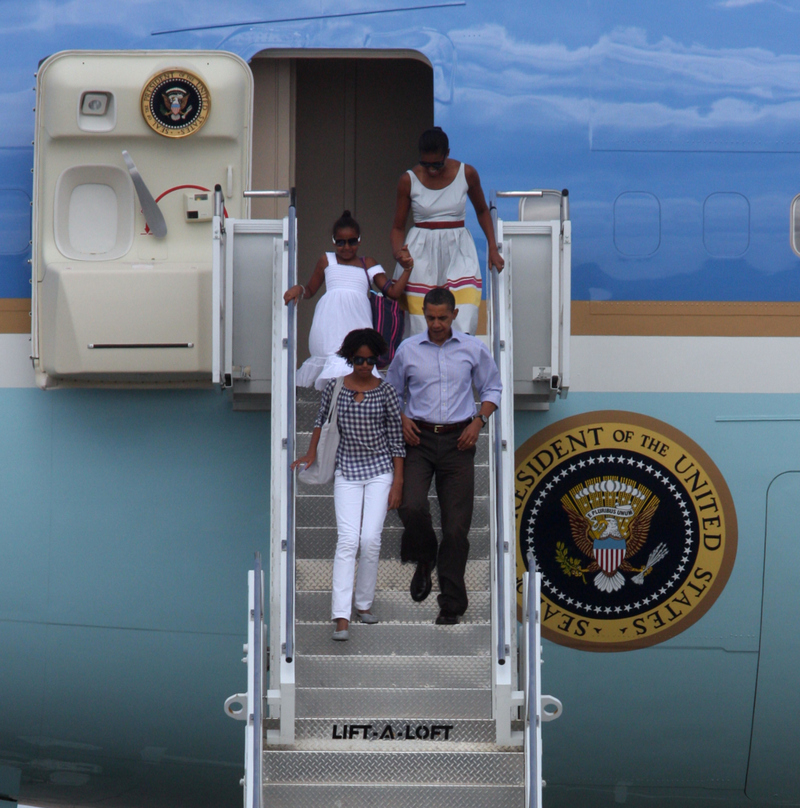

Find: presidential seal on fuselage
[141,69,210,138]
[515,412,737,651]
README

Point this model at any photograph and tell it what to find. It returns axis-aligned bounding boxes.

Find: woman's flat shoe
[332,629,349,641]
[355,611,379,624]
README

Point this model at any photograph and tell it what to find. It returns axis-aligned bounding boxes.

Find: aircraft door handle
[122,150,167,238]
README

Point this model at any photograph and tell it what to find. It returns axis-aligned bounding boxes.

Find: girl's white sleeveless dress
[395,162,482,336]
[296,252,384,390]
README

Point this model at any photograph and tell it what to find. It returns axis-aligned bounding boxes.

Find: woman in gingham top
[293,329,405,641]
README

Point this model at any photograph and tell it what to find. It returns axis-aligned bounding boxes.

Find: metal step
[277,738,512,752]
[262,783,524,808]
[293,716,500,744]
[296,687,492,719]
[263,749,523,785]
[296,558,489,591]
[296,494,490,529]
[295,525,490,560]
[296,590,490,624]
[295,622,491,656]
[295,654,491,689]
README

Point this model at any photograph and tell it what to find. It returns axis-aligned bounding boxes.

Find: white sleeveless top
[408,162,468,223]
[295,252,384,390]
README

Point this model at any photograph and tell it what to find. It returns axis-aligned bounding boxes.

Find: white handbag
[298,376,345,485]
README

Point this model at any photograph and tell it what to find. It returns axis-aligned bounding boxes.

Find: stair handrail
[251,552,264,808]
[246,188,297,664]
[262,187,297,743]
[223,557,265,808]
[285,190,297,664]
[489,203,506,667]
[523,552,542,808]
[524,552,563,807]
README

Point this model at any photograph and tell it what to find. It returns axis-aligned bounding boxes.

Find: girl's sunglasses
[419,160,446,170]
[352,355,378,366]
[333,236,361,247]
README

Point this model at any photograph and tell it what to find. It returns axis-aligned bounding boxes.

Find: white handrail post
[268,191,297,746]
[488,204,518,746]
[559,216,572,397]
[548,219,561,395]
[285,191,297,663]
[525,554,543,808]
[251,555,264,808]
[277,204,297,744]
[522,565,531,807]
[211,184,225,387]
[235,560,264,808]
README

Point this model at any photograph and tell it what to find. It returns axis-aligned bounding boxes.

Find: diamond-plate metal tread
[296,493,490,529]
[263,750,523,785]
[296,654,491,689]
[296,622,491,656]
[296,558,489,591]
[296,687,491,718]
[296,386,324,402]
[295,525,490,560]
[262,783,524,808]
[296,590,490,624]
[293,716,500,744]
[279,739,515,752]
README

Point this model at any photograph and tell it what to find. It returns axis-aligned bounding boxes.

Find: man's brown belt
[414,220,465,230]
[414,418,473,434]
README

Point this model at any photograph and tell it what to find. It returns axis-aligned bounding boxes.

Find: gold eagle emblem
[559,477,666,592]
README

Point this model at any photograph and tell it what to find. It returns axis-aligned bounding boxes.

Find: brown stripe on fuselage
[573,300,800,336]
[0,299,30,333]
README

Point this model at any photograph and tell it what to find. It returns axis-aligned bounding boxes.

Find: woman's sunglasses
[419,160,446,170]
[352,355,378,366]
[333,237,361,247]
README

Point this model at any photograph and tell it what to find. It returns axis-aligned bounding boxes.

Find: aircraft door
[746,472,800,803]
[32,51,253,388]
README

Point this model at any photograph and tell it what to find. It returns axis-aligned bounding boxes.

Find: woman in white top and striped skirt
[390,127,505,337]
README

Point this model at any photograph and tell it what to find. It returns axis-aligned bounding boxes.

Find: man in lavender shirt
[386,287,502,624]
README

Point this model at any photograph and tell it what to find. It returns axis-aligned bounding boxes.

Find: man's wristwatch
[475,414,489,428]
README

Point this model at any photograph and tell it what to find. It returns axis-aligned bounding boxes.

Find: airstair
[224,189,568,808]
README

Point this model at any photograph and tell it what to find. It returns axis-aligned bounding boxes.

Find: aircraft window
[790,194,800,258]
[53,166,134,261]
[704,193,749,258]
[69,184,118,253]
[0,189,31,255]
[613,192,660,256]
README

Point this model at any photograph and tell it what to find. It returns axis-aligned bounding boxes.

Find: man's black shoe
[410,561,432,602]
[435,610,459,625]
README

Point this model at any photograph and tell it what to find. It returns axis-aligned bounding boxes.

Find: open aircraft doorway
[249,52,433,365]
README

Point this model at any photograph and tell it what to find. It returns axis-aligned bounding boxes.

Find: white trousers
[331,470,393,620]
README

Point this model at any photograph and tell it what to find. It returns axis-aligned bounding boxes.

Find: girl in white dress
[285,211,413,390]
[390,128,505,336]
